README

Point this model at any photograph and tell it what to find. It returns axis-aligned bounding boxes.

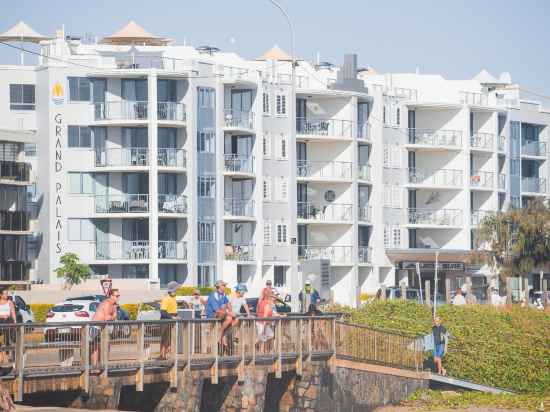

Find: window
[274,266,286,287]
[9,84,35,110]
[384,224,401,248]
[68,218,94,241]
[263,134,271,158]
[276,223,288,245]
[24,143,36,157]
[277,177,288,201]
[383,184,401,207]
[198,176,215,197]
[263,92,270,115]
[511,158,520,176]
[511,196,521,209]
[384,224,390,248]
[198,88,215,108]
[68,77,91,102]
[68,126,92,148]
[198,265,213,287]
[383,144,400,168]
[198,222,215,241]
[276,94,287,115]
[396,108,400,126]
[69,172,93,194]
[197,131,215,153]
[263,178,272,201]
[278,134,287,159]
[392,226,401,248]
[263,222,272,245]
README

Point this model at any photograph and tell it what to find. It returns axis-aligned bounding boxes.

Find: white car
[44,300,100,341]
[11,294,34,323]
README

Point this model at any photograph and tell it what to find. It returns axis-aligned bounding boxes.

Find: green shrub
[30,304,54,323]
[344,301,550,394]
[175,286,231,296]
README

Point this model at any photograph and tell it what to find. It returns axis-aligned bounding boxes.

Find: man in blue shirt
[205,280,233,347]
[299,280,321,313]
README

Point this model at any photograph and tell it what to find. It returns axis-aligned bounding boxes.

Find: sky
[2,0,550,98]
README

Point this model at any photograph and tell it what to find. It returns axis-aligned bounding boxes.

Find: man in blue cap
[205,280,233,347]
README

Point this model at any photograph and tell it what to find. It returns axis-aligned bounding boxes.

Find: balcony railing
[158,241,187,260]
[95,148,148,167]
[407,208,462,227]
[94,101,148,121]
[296,117,353,138]
[224,154,254,174]
[298,245,353,264]
[522,177,547,194]
[297,160,352,180]
[224,244,255,261]
[158,148,186,168]
[498,174,506,190]
[471,210,496,226]
[95,240,150,260]
[0,211,29,231]
[357,122,371,141]
[297,202,352,222]
[470,171,494,189]
[198,242,216,263]
[157,102,186,122]
[358,164,372,181]
[358,246,372,263]
[94,194,149,213]
[158,194,187,214]
[407,129,462,148]
[358,206,372,222]
[0,261,29,282]
[498,135,506,152]
[470,133,494,150]
[459,91,488,106]
[0,161,30,183]
[408,168,462,187]
[224,109,255,130]
[521,141,547,157]
[224,198,255,217]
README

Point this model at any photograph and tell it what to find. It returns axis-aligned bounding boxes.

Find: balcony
[358,246,372,264]
[198,242,216,263]
[459,91,488,106]
[158,194,187,214]
[470,171,494,189]
[357,122,371,141]
[95,148,148,168]
[224,154,254,175]
[407,129,462,149]
[94,101,148,121]
[296,117,353,139]
[157,102,186,122]
[358,206,372,223]
[498,174,506,190]
[0,161,31,184]
[0,261,29,282]
[94,194,149,214]
[297,202,352,223]
[471,210,496,226]
[158,241,187,260]
[297,160,352,181]
[521,141,547,157]
[158,148,186,169]
[407,168,462,188]
[358,164,372,182]
[498,135,506,152]
[224,109,255,131]
[522,177,546,194]
[407,208,462,227]
[470,133,494,151]
[95,240,150,260]
[0,211,29,232]
[224,244,255,262]
[298,245,353,265]
[224,198,255,218]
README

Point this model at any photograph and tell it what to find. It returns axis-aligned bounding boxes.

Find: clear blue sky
[2,0,550,96]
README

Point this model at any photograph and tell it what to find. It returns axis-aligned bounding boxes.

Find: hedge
[30,304,54,323]
[342,301,550,394]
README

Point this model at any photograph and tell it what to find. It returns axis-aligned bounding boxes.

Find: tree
[473,199,550,287]
[55,253,91,290]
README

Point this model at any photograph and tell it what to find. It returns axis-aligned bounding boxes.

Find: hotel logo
[52,82,64,105]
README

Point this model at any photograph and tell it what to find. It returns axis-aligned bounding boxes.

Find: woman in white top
[0,287,16,366]
[230,284,251,328]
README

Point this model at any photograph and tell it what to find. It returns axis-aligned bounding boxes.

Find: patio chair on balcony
[134,102,147,119]
[129,199,147,212]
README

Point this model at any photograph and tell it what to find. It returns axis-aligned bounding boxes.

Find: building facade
[0,22,548,305]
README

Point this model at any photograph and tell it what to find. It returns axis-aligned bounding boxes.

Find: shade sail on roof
[102,21,169,46]
[257,45,292,61]
[0,21,50,43]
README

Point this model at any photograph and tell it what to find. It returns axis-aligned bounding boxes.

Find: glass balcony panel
[158,194,187,214]
[94,194,149,213]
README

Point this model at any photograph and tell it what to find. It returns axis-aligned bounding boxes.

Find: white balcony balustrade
[358,246,372,263]
[297,202,352,222]
[358,164,372,181]
[407,208,462,227]
[522,177,547,194]
[157,102,186,122]
[470,171,494,189]
[358,206,372,223]
[407,129,462,148]
[158,194,187,214]
[224,198,255,217]
[459,91,488,106]
[224,109,255,130]
[407,168,462,187]
[471,210,496,226]
[298,245,353,264]
[470,133,494,150]
[297,160,352,180]
[158,241,187,260]
[95,240,150,260]
[296,117,353,138]
[521,141,547,157]
[224,244,255,261]
[158,148,186,168]
[498,174,506,190]
[94,101,148,121]
[95,147,148,167]
[498,135,506,152]
[224,154,254,174]
[94,194,149,214]
[357,122,371,141]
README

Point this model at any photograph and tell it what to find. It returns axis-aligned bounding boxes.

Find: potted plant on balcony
[55,253,92,290]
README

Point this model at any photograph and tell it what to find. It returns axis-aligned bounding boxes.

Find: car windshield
[52,304,84,312]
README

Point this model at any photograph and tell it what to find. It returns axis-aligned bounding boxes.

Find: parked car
[45,300,100,341]
[9,294,34,323]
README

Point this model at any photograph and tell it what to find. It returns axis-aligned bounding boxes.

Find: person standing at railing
[91,289,119,369]
[189,289,206,319]
[256,289,279,352]
[159,281,180,360]
[299,280,320,313]
[0,287,16,371]
[205,280,234,348]
[432,316,447,376]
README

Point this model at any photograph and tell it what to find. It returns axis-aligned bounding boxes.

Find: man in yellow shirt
[160,281,179,359]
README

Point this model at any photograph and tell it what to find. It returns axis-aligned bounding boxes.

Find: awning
[101,21,169,46]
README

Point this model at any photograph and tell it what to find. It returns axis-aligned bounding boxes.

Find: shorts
[433,343,445,359]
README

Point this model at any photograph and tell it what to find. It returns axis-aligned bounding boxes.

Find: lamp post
[267,0,300,310]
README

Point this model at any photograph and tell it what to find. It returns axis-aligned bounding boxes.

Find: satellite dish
[324,190,336,203]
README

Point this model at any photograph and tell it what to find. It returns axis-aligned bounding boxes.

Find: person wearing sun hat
[159,281,180,359]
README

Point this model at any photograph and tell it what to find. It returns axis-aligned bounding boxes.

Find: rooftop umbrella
[0,21,51,65]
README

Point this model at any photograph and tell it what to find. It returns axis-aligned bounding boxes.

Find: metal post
[306,318,312,365]
[186,321,192,373]
[433,251,439,317]
[170,321,179,388]
[380,284,387,301]
[506,277,513,304]
[297,318,303,376]
[100,325,109,379]
[400,283,406,301]
[543,279,549,307]
[445,278,452,304]
[14,325,24,402]
[330,318,336,373]
[136,323,144,391]
[211,323,219,384]
[237,322,244,382]
[275,319,282,378]
[523,277,530,304]
[81,324,90,393]
[424,280,431,307]
[416,263,423,304]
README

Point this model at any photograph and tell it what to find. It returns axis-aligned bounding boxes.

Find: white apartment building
[1,21,548,305]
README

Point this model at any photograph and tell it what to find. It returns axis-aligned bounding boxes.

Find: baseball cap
[166,281,180,293]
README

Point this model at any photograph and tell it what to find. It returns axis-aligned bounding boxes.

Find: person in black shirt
[432,316,447,375]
